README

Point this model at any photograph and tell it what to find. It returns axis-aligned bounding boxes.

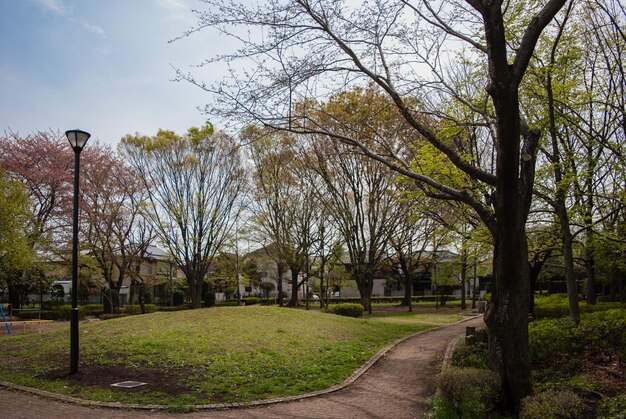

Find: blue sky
[0,0,224,147]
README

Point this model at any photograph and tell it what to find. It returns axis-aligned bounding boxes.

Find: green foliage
[436,368,500,418]
[124,304,158,315]
[451,342,489,370]
[102,289,120,313]
[83,304,104,316]
[242,297,260,305]
[0,169,34,285]
[520,390,587,419]
[41,301,63,311]
[204,292,216,308]
[156,305,190,312]
[534,299,626,319]
[57,305,86,321]
[172,290,185,306]
[327,303,364,318]
[596,394,626,419]
[529,309,626,363]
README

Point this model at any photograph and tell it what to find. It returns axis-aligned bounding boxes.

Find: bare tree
[119,125,247,308]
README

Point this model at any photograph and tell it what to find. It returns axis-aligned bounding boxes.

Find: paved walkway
[0,316,484,419]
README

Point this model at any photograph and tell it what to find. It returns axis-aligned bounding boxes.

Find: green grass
[0,306,435,406]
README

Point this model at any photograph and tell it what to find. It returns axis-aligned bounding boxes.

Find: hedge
[156,305,190,312]
[534,301,626,319]
[326,295,459,305]
[326,303,364,318]
[123,304,158,315]
[242,297,261,306]
[14,305,86,321]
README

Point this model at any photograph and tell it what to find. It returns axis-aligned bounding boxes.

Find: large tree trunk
[187,273,203,309]
[288,267,300,307]
[557,205,581,324]
[485,222,531,411]
[276,263,285,307]
[484,86,533,410]
[355,272,374,313]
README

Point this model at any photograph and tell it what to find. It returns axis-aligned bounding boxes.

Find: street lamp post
[66,129,91,375]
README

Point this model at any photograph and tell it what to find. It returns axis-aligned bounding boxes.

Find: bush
[529,309,626,363]
[204,292,216,308]
[242,297,261,306]
[436,368,500,418]
[214,301,239,307]
[103,289,120,313]
[99,313,130,321]
[327,303,364,318]
[83,304,104,316]
[123,304,158,315]
[157,305,189,312]
[533,300,626,319]
[451,342,489,370]
[41,301,63,311]
[596,394,626,419]
[172,290,185,306]
[57,305,86,321]
[520,390,587,419]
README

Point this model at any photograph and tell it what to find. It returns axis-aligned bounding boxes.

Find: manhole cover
[110,381,148,389]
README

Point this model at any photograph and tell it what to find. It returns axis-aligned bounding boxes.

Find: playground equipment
[1,304,10,335]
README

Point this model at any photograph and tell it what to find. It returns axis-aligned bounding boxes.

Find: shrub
[103,289,120,313]
[451,342,489,370]
[57,305,86,321]
[83,304,104,316]
[157,305,189,312]
[327,303,364,318]
[16,310,57,320]
[214,301,239,307]
[436,368,500,418]
[529,309,626,363]
[596,394,626,419]
[242,297,261,306]
[204,292,216,308]
[99,313,130,321]
[520,390,587,419]
[123,304,158,315]
[41,301,63,310]
[172,290,185,306]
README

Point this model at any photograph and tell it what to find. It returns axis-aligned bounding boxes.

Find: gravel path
[0,316,484,419]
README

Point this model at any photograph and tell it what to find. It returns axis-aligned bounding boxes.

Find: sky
[0,0,227,148]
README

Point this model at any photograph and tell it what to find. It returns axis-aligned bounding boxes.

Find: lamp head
[65,129,91,152]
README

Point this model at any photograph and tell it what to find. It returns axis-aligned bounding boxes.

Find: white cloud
[34,0,67,15]
[82,21,106,37]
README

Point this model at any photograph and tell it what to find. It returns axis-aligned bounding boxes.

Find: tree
[0,169,34,307]
[119,124,247,308]
[0,131,73,252]
[81,152,155,296]
[246,128,318,307]
[304,131,400,313]
[178,0,569,408]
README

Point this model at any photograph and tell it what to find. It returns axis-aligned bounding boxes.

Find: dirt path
[0,316,484,419]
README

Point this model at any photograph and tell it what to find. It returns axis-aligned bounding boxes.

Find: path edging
[0,314,483,411]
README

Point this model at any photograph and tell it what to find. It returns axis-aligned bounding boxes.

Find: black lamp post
[66,129,90,375]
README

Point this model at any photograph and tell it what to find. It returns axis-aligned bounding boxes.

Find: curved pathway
[0,316,484,419]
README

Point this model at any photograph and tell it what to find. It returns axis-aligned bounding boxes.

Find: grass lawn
[0,306,440,407]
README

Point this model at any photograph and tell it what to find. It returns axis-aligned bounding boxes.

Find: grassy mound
[0,306,433,406]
